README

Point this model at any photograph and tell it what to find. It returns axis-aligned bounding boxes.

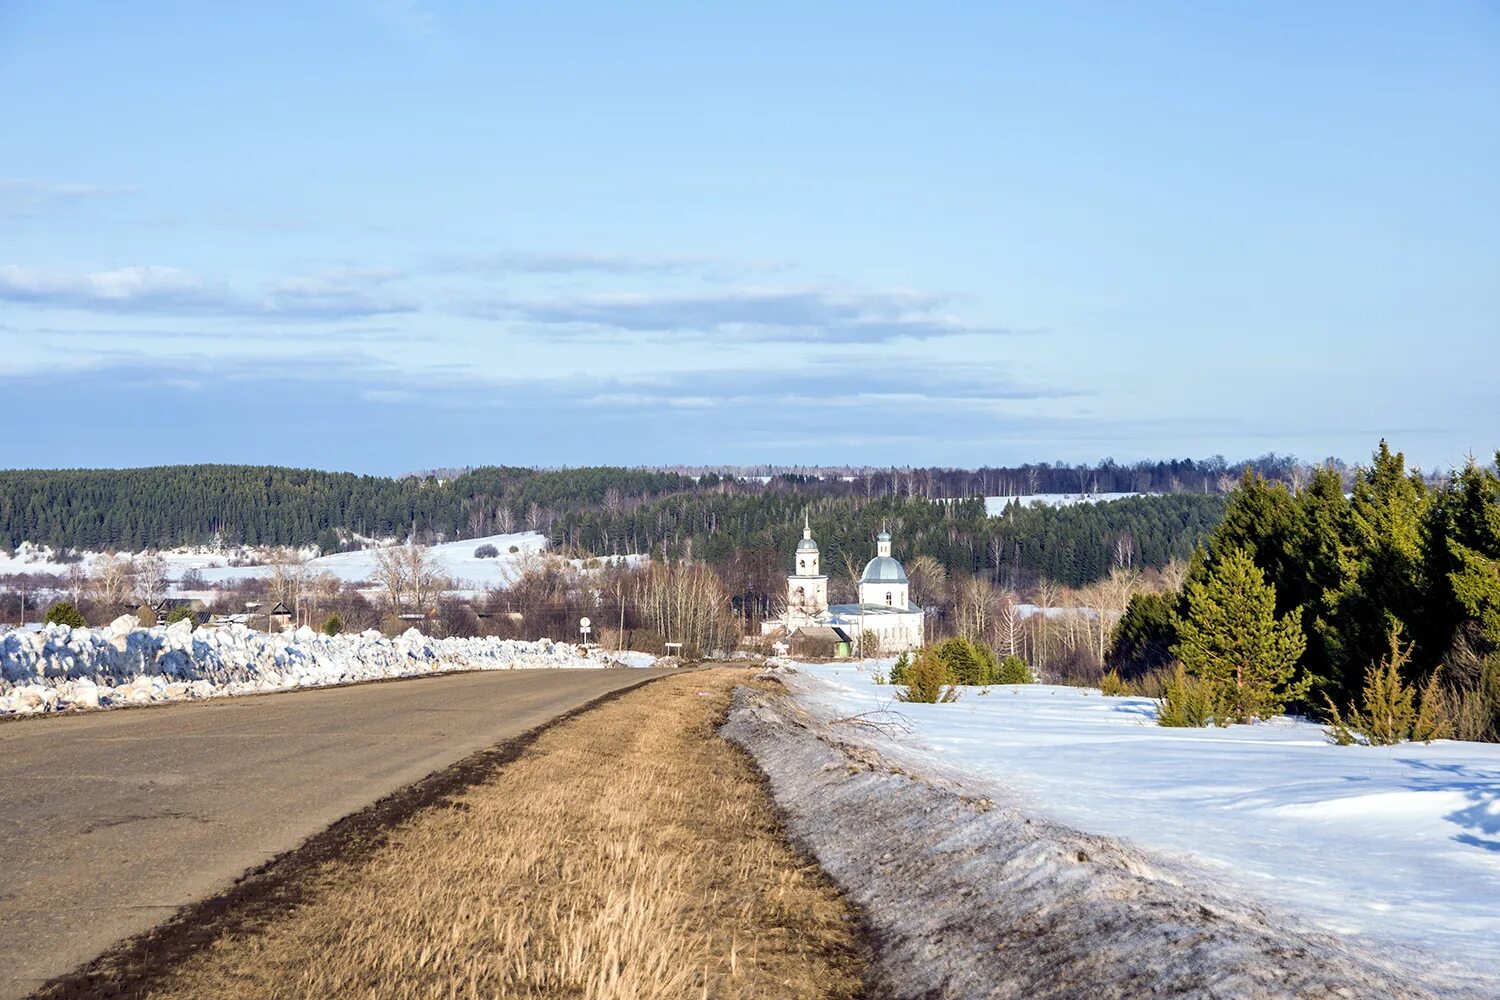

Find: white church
[763,516,925,653]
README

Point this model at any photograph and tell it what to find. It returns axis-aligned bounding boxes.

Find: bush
[137,605,159,628]
[1100,669,1128,696]
[986,654,1032,685]
[44,601,87,628]
[508,545,520,554]
[164,606,197,629]
[889,650,911,686]
[1325,630,1451,746]
[897,648,960,704]
[934,636,995,685]
[1157,663,1223,727]
[322,612,345,636]
[473,544,500,559]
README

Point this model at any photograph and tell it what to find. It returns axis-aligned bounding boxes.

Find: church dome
[859,555,908,584]
[796,535,819,552]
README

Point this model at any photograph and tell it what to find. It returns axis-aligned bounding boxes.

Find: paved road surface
[0,667,670,999]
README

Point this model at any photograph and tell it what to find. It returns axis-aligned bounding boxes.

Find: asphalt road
[0,667,670,999]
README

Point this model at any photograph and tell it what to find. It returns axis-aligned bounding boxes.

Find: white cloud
[0,264,207,304]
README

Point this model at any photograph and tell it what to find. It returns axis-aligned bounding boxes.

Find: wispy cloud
[0,263,414,320]
[429,251,725,277]
[0,179,139,218]
[470,288,994,342]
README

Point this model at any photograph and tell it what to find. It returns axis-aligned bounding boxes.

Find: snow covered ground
[0,617,648,717]
[983,492,1145,515]
[0,532,562,592]
[788,662,1500,975]
[190,531,553,589]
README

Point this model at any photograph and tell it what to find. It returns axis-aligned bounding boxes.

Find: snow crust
[725,681,1490,999]
[0,618,645,716]
[791,663,1500,977]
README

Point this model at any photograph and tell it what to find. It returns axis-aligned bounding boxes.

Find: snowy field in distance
[191,531,552,589]
[789,662,1500,974]
[983,492,1144,515]
[0,532,562,592]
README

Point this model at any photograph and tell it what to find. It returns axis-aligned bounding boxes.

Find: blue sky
[2,1,1497,474]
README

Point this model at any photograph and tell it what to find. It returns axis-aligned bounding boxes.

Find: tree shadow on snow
[1397,758,1500,853]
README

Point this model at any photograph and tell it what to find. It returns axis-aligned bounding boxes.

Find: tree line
[2,454,1316,558]
[551,492,1225,591]
[1108,442,1500,741]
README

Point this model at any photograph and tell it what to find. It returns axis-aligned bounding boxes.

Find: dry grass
[141,669,864,1000]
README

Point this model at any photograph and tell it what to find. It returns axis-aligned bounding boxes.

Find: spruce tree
[1174,547,1308,722]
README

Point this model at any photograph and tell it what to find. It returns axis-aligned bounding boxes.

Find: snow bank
[789,663,1500,980]
[0,618,645,717]
[726,680,1492,999]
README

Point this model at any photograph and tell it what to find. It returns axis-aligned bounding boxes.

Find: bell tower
[788,513,828,616]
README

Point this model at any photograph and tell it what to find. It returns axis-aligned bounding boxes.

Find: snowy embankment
[0,618,643,717]
[725,680,1489,999]
[775,663,1500,991]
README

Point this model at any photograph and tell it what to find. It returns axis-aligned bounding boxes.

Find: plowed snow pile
[0,618,640,716]
[725,672,1500,999]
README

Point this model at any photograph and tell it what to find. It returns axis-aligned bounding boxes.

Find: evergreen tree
[44,601,87,628]
[1174,547,1308,722]
[1107,591,1179,675]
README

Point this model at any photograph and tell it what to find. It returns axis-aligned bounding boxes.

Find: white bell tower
[788,513,828,617]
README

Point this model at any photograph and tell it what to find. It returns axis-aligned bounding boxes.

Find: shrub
[934,636,994,685]
[897,648,960,704]
[137,605,159,628]
[508,545,520,554]
[987,654,1032,685]
[44,601,87,628]
[1100,670,1128,696]
[164,606,198,629]
[322,612,345,636]
[473,544,500,559]
[1325,630,1452,746]
[1157,663,1223,727]
[889,650,911,686]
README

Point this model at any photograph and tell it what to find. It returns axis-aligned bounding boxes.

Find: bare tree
[956,574,995,643]
[402,544,445,614]
[1030,577,1061,668]
[266,547,311,612]
[373,545,408,612]
[494,507,516,534]
[1157,557,1189,595]
[995,589,1023,659]
[90,554,137,610]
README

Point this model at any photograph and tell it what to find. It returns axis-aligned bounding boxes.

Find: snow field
[725,681,1486,999]
[0,616,644,717]
[789,662,1500,977]
[0,531,561,591]
[983,492,1144,515]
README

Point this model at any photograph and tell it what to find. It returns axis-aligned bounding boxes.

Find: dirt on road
[35,669,865,1000]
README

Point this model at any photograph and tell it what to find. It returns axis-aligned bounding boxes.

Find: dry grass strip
[135,668,864,1000]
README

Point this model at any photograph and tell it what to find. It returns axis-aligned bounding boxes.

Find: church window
[886,591,893,606]
[799,559,805,570]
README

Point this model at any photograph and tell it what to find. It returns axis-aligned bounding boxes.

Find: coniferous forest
[1109,443,1500,739]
